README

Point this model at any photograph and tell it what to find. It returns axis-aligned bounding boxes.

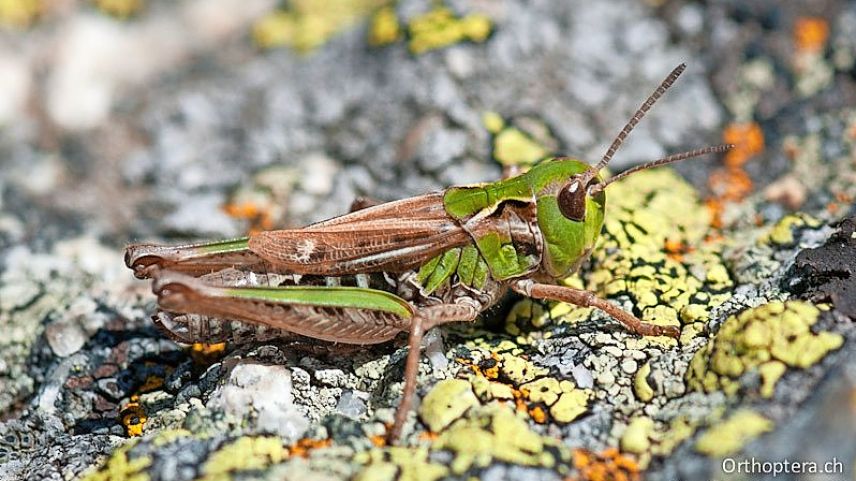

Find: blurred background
[0,0,852,247]
[1,1,856,481]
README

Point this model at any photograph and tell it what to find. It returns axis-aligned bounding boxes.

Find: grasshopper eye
[558,178,587,221]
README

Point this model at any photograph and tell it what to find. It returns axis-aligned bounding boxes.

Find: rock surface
[1,1,855,481]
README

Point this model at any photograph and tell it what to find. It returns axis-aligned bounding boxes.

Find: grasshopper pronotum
[125,63,731,443]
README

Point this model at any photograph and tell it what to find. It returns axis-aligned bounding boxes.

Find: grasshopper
[125,64,731,443]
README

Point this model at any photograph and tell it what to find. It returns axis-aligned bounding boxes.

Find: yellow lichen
[355,447,448,481]
[618,416,703,467]
[92,0,142,19]
[200,436,286,481]
[695,410,773,456]
[484,114,558,168]
[79,439,150,481]
[408,6,492,54]
[482,111,505,134]
[418,378,479,432]
[520,377,591,423]
[520,377,563,405]
[434,404,556,474]
[470,374,516,401]
[253,0,389,52]
[759,361,787,398]
[367,5,401,46]
[633,362,654,402]
[687,301,843,396]
[550,389,591,423]
[505,298,554,337]
[354,462,398,481]
[762,213,822,246]
[0,0,41,27]
[358,405,571,479]
[152,429,192,447]
[620,417,655,454]
[446,350,591,425]
[499,352,548,384]
[493,129,550,167]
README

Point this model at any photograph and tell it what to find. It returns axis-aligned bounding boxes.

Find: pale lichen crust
[687,300,843,397]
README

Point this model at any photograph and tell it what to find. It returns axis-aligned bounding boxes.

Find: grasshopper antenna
[587,63,687,180]
[589,144,733,194]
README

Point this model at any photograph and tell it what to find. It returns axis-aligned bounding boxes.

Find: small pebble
[336,390,368,419]
[571,364,594,389]
[621,359,639,374]
[603,346,623,357]
[597,371,616,387]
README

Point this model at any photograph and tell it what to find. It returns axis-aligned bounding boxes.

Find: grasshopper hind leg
[511,280,680,338]
[387,301,480,444]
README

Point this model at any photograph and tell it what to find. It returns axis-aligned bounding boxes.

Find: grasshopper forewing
[126,63,732,443]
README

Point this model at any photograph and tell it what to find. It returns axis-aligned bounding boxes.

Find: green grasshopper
[125,63,730,442]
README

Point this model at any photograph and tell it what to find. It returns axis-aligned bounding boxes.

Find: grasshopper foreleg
[511,280,680,338]
[388,301,480,444]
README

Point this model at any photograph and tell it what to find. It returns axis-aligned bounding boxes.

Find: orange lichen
[528,405,548,424]
[223,201,275,233]
[510,387,529,413]
[459,352,501,380]
[286,438,331,457]
[663,239,693,262]
[570,448,641,481]
[849,387,856,413]
[826,202,841,215]
[847,121,856,141]
[190,342,227,364]
[723,122,765,167]
[708,167,753,202]
[707,123,764,228]
[120,395,147,437]
[138,374,165,393]
[705,199,725,230]
[793,17,829,54]
[479,354,501,379]
[370,434,387,447]
[835,192,853,203]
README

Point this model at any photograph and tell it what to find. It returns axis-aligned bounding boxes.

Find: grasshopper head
[540,64,732,279]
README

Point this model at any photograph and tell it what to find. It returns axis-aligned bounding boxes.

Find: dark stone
[787,217,856,319]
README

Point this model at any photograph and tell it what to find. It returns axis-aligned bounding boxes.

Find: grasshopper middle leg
[511,280,680,338]
[388,301,480,444]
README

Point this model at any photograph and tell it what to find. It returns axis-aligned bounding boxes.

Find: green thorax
[441,158,605,281]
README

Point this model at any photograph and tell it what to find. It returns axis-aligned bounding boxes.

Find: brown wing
[248,192,470,275]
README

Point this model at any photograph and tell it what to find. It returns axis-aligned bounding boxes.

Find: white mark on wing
[295,239,316,262]
[347,245,428,267]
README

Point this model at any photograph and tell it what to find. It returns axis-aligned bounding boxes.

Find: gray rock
[207,361,309,441]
